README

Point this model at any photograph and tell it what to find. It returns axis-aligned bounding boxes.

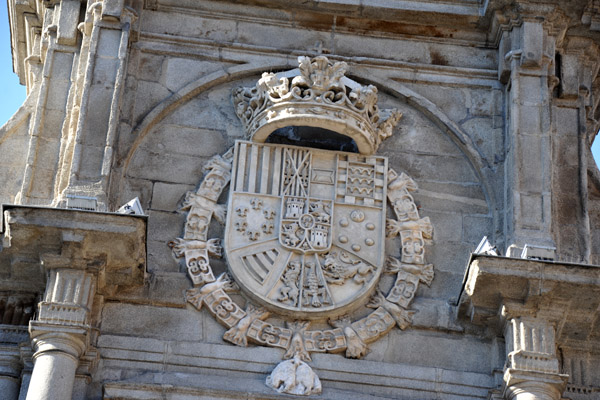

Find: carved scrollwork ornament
[171,56,434,395]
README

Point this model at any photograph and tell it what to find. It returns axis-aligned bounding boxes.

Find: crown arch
[266,126,359,153]
[232,57,402,156]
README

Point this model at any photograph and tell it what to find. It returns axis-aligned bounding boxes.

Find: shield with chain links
[225,140,388,318]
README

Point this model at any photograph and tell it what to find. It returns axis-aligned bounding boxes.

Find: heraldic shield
[225,140,388,318]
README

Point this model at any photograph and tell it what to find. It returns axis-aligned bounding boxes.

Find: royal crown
[233,56,402,155]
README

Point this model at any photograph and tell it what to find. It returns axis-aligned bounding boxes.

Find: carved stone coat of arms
[170,56,434,396]
[226,141,387,319]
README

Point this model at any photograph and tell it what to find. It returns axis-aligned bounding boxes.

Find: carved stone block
[351,307,395,344]
[246,320,292,350]
[387,270,420,309]
[203,289,246,329]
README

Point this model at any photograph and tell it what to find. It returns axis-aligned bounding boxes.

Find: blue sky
[1,3,599,169]
[0,2,26,124]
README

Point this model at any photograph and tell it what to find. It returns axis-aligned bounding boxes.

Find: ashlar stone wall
[0,0,599,399]
[94,3,502,398]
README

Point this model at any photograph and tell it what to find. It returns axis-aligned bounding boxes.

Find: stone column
[0,344,23,400]
[501,311,567,400]
[550,38,600,263]
[17,0,84,207]
[25,266,95,400]
[26,328,87,400]
[18,343,33,400]
[57,2,137,211]
[0,325,32,400]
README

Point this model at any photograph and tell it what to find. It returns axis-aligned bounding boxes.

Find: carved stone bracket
[459,255,600,399]
[0,206,147,399]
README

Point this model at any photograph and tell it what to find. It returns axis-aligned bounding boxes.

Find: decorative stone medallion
[170,56,434,396]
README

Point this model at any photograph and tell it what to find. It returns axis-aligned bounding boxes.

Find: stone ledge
[458,254,600,343]
[1,205,147,295]
[98,334,494,399]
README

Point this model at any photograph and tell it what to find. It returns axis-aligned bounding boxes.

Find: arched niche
[265,126,359,153]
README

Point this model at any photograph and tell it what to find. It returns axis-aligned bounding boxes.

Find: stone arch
[120,62,296,176]
[119,62,495,216]
[118,59,496,298]
[347,73,497,217]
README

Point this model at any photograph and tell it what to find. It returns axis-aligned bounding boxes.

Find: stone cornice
[486,1,588,48]
[458,254,600,344]
[146,0,484,19]
[0,205,147,299]
[142,0,489,47]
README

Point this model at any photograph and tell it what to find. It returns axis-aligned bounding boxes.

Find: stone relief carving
[234,197,276,241]
[233,55,402,155]
[169,150,233,286]
[223,304,270,347]
[171,56,434,395]
[277,260,301,306]
[266,355,322,396]
[224,141,387,318]
[321,251,375,285]
[329,316,367,358]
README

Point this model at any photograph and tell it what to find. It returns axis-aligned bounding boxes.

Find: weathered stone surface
[136,53,165,83]
[101,303,203,340]
[141,125,227,158]
[132,80,173,124]
[151,182,194,212]
[1,0,600,399]
[163,59,225,92]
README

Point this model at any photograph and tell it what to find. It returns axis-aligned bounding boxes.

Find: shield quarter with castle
[225,140,388,318]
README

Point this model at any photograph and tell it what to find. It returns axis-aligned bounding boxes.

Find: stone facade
[0,0,599,399]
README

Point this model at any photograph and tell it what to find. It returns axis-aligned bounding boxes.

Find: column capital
[501,317,568,400]
[28,264,96,362]
[503,369,568,400]
[503,315,559,374]
[29,325,88,361]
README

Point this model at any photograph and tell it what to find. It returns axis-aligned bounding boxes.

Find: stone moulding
[232,55,403,155]
[459,255,600,398]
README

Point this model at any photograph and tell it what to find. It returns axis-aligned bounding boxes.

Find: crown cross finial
[232,56,402,155]
[311,40,330,55]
